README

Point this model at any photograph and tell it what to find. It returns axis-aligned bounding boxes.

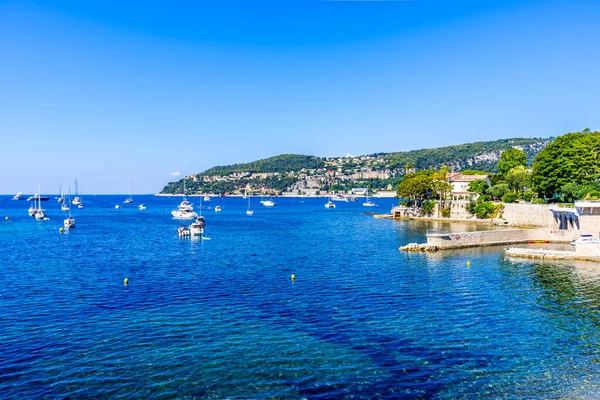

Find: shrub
[492,203,504,218]
[502,192,518,203]
[585,190,600,200]
[532,198,546,204]
[474,201,494,219]
[523,191,533,202]
[477,194,491,203]
[441,206,451,218]
[468,201,477,214]
[398,200,409,206]
[422,200,436,215]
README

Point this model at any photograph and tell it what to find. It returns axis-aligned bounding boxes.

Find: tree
[531,130,600,197]
[505,165,531,194]
[396,170,433,207]
[467,179,489,195]
[488,183,510,200]
[498,148,527,176]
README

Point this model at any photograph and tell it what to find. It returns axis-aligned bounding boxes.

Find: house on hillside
[447,173,491,194]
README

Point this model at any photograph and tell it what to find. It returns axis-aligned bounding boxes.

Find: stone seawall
[423,228,578,250]
[502,203,558,228]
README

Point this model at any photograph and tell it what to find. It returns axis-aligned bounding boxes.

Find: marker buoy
[467,261,471,267]
[124,278,129,285]
[4,216,8,221]
[291,274,295,281]
[59,227,64,233]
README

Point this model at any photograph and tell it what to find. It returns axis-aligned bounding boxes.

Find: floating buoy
[4,216,8,221]
[466,261,471,267]
[59,227,64,233]
[291,274,295,281]
[124,278,129,285]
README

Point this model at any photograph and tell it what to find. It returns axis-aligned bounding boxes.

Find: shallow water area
[2,195,600,398]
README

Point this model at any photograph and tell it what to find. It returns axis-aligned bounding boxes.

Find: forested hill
[379,137,551,172]
[160,137,551,195]
[199,154,325,176]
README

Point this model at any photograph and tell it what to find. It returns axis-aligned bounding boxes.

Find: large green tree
[531,129,600,197]
[497,148,527,176]
[505,165,531,194]
[397,170,434,207]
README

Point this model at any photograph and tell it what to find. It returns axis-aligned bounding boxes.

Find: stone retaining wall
[502,203,558,228]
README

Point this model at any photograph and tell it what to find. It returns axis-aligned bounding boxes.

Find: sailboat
[72,178,82,205]
[34,184,49,220]
[324,180,335,208]
[246,191,254,215]
[58,184,64,203]
[363,190,377,207]
[124,171,133,203]
[64,189,76,229]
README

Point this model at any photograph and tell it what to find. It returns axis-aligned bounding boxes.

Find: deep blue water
[2,195,600,398]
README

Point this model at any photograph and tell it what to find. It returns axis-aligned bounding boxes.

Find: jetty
[400,228,578,252]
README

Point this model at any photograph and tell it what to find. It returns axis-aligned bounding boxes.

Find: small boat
[570,234,600,247]
[178,226,191,237]
[189,216,206,237]
[115,204,121,209]
[64,190,75,229]
[325,200,336,209]
[27,194,50,201]
[28,204,36,216]
[124,171,134,203]
[246,192,254,215]
[72,197,82,205]
[204,195,210,202]
[331,194,347,202]
[33,184,49,220]
[78,203,84,209]
[363,192,378,207]
[215,206,222,212]
[64,216,76,229]
[262,199,276,207]
[12,192,24,200]
[61,202,70,211]
[138,204,146,210]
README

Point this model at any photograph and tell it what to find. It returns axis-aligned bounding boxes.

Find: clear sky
[1,0,599,194]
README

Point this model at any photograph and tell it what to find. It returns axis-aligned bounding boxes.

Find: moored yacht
[138,204,146,210]
[189,216,206,237]
[63,215,76,229]
[325,200,336,208]
[13,192,24,200]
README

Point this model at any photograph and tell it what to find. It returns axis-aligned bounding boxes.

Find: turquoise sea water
[2,195,600,398]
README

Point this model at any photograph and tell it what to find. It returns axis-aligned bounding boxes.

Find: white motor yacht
[325,200,336,209]
[171,209,198,219]
[204,195,210,202]
[138,204,146,210]
[72,197,82,205]
[115,204,121,209]
[263,199,276,207]
[570,234,600,247]
[215,206,222,212]
[13,192,24,200]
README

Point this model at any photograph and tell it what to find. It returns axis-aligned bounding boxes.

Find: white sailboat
[72,178,82,205]
[57,184,64,203]
[246,191,254,215]
[363,191,377,207]
[124,171,133,203]
[34,184,49,220]
[63,189,76,229]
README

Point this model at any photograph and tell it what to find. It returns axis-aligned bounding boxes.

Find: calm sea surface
[2,195,600,398]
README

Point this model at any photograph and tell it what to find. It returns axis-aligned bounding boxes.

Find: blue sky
[1,0,599,194]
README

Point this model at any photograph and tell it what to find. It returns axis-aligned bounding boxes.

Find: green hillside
[160,137,552,195]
